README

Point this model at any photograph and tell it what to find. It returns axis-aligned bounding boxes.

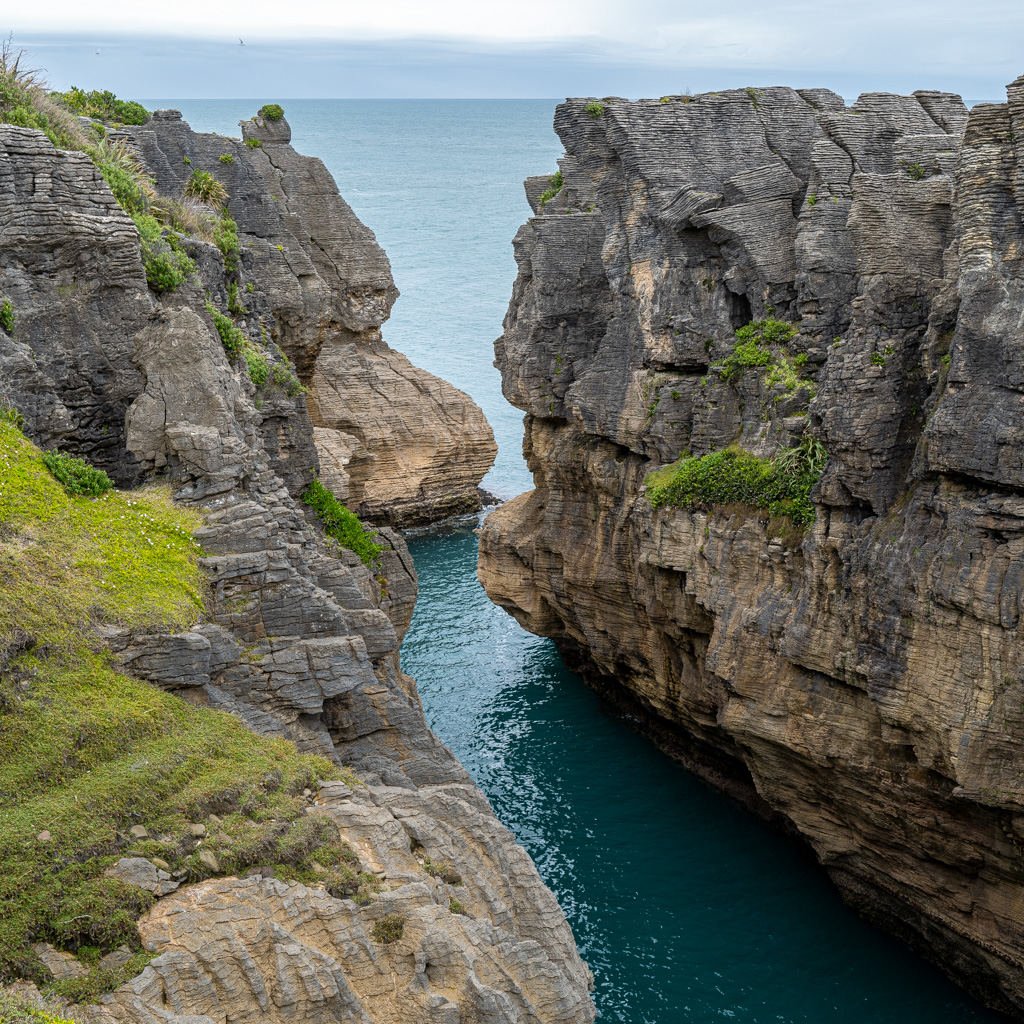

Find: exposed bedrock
[0,120,592,1023]
[0,108,495,525]
[479,81,1024,1016]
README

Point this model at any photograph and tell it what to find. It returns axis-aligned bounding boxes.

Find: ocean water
[150,99,1003,1023]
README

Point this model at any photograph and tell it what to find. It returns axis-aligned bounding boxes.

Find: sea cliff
[479,80,1024,1016]
[0,104,594,1024]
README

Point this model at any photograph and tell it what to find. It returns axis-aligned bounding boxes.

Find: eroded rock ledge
[0,117,591,1023]
[479,81,1024,1016]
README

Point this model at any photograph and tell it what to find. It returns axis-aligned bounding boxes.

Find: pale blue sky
[8,1,1023,101]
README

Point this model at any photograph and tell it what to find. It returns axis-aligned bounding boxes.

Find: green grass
[0,423,350,985]
[646,436,827,528]
[0,984,81,1024]
[0,300,13,335]
[244,138,262,149]
[302,479,382,569]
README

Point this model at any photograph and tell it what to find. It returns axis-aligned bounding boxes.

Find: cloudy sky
[8,1,1024,101]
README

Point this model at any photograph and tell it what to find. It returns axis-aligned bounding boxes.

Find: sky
[7,1,1024,101]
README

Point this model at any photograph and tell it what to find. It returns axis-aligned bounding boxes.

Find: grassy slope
[0,420,356,989]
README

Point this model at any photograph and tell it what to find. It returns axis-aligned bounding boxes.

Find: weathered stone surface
[32,944,88,981]
[104,858,181,897]
[100,783,593,1024]
[480,82,1024,1016]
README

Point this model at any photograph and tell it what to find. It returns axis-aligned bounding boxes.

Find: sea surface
[150,98,1003,1023]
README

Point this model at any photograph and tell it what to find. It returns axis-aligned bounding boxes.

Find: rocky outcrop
[479,82,1024,1016]
[0,118,592,1023]
[0,109,495,525]
[100,781,592,1024]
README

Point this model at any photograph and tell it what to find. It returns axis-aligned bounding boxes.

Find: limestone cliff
[0,114,592,1024]
[479,82,1024,1016]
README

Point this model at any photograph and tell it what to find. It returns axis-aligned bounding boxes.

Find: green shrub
[48,951,155,1004]
[646,435,827,528]
[906,162,925,181]
[539,170,564,207]
[134,214,195,292]
[213,212,240,273]
[449,897,467,915]
[244,349,269,388]
[371,915,404,944]
[303,478,382,569]
[41,451,113,497]
[258,103,285,122]
[206,302,245,357]
[712,318,798,383]
[584,102,604,119]
[50,86,148,125]
[219,153,234,164]
[270,358,307,398]
[227,281,245,315]
[183,169,228,208]
[245,137,263,149]
[0,299,13,334]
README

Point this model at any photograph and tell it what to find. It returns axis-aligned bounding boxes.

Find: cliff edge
[480,81,1024,1016]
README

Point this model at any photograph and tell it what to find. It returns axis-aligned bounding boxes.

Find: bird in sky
[239,38,244,45]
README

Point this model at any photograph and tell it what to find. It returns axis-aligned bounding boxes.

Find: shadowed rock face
[479,80,1024,1016]
[0,121,593,1023]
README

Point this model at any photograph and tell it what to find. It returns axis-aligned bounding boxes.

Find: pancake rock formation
[0,112,591,1023]
[479,80,1024,1016]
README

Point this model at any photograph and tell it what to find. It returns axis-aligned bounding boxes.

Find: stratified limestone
[0,109,495,525]
[0,119,592,1023]
[479,82,1024,1016]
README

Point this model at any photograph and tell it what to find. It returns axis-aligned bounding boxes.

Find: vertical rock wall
[479,80,1024,1016]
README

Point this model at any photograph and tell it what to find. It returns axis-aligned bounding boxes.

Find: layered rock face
[0,108,495,524]
[0,120,592,1023]
[480,81,1024,1015]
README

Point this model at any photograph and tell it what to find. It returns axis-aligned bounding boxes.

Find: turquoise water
[151,99,1003,1022]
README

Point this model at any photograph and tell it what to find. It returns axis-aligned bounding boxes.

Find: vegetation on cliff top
[0,420,350,990]
[646,435,827,528]
[48,87,148,126]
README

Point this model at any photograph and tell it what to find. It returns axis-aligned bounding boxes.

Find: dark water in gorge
[151,98,1003,1023]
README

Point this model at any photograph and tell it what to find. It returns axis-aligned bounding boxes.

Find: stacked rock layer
[479,81,1024,1016]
